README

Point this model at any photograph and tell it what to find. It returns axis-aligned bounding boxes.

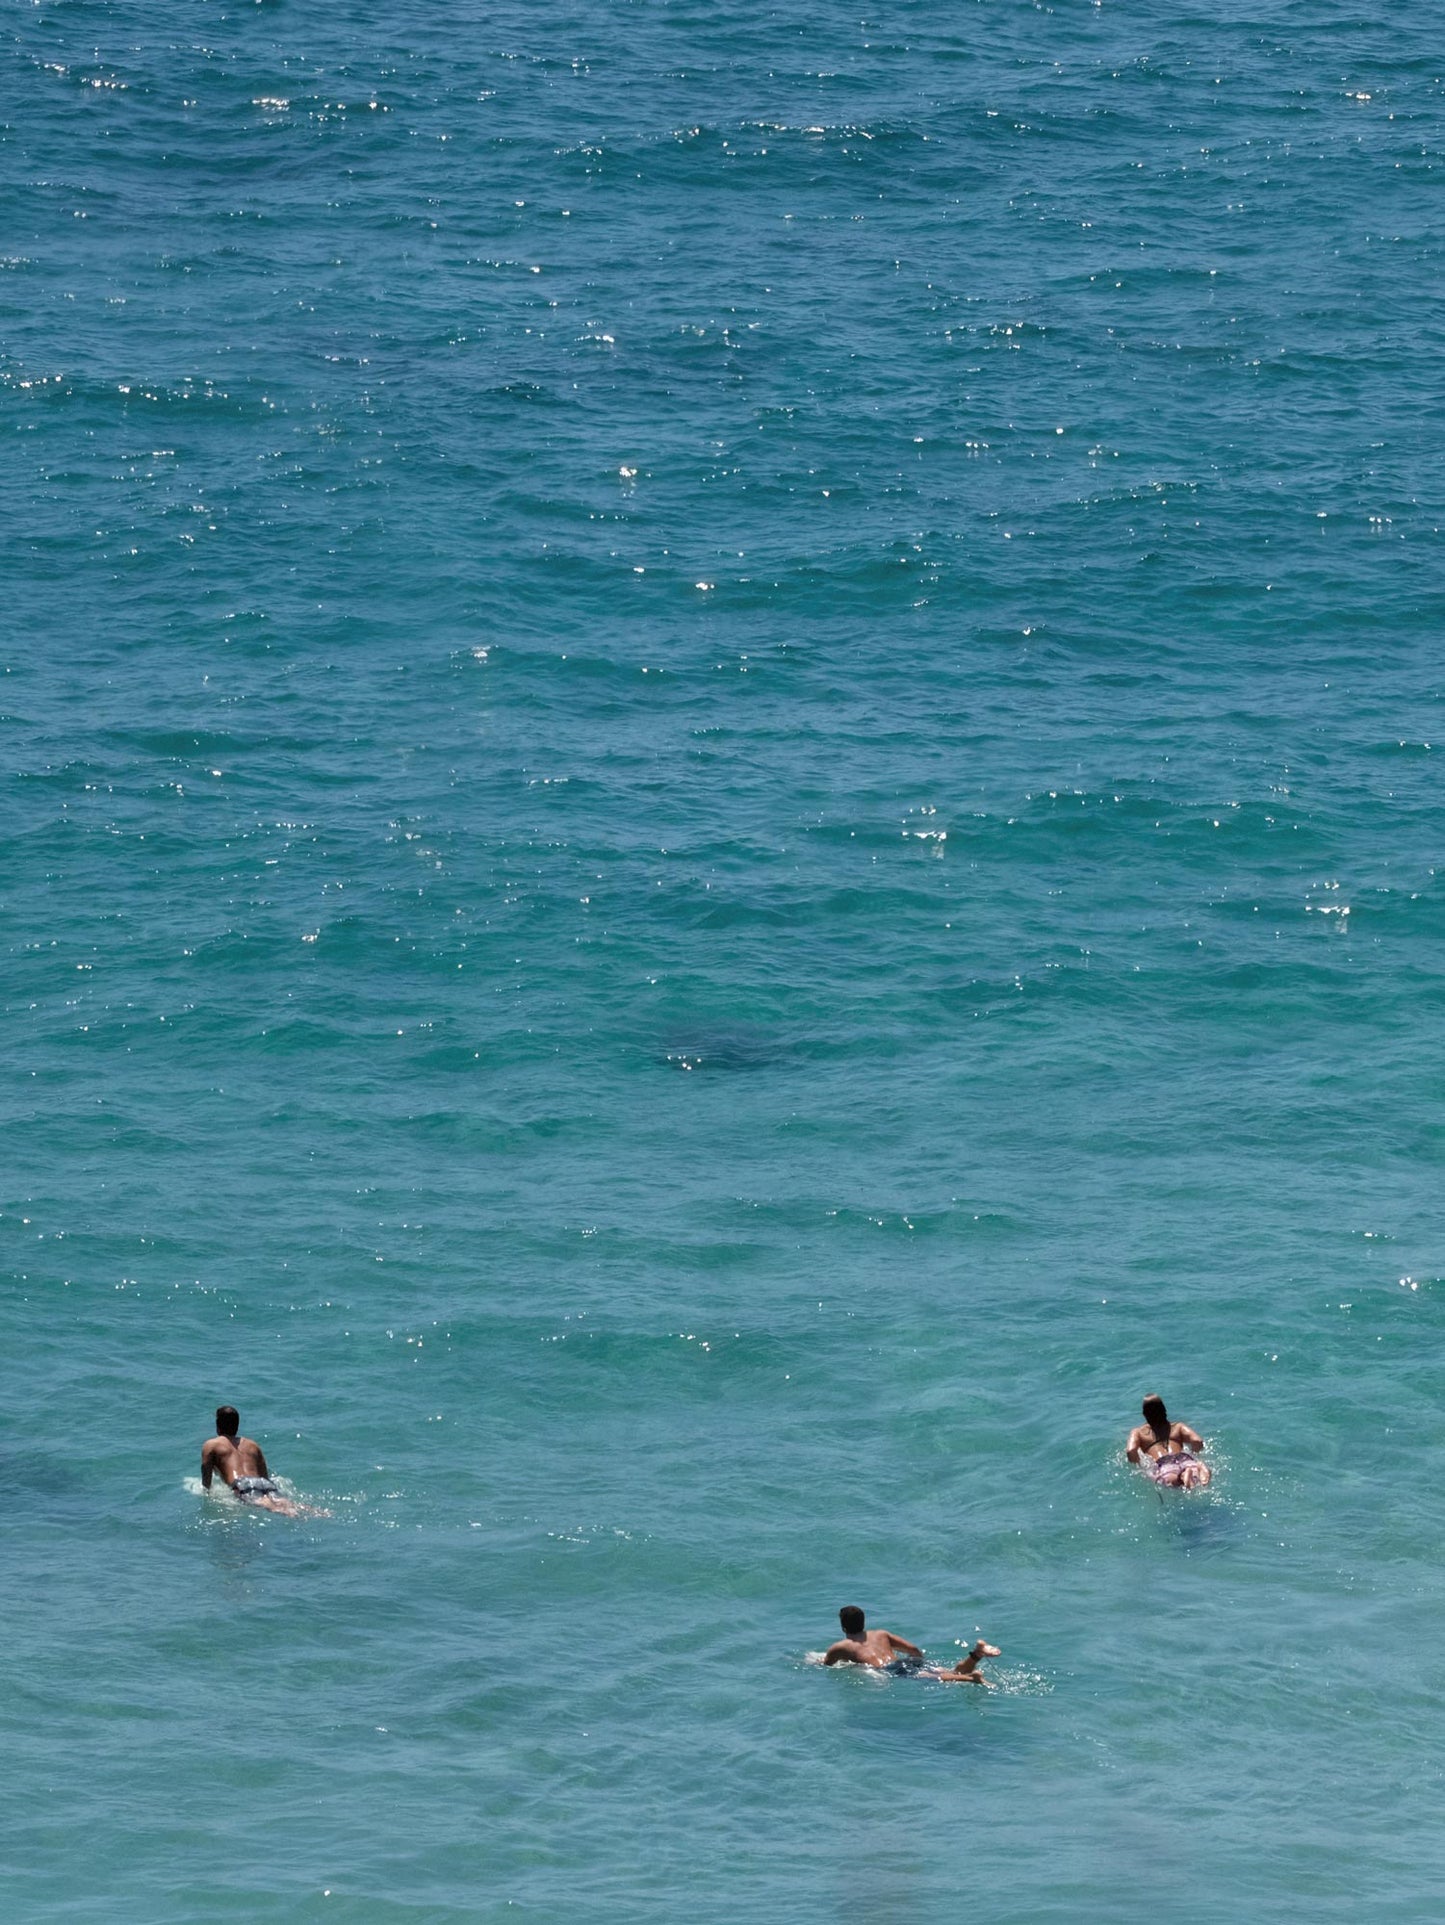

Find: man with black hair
[822,1607,1000,1684]
[201,1406,315,1516]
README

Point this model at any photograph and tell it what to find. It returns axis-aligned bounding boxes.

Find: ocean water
[4,0,1445,1917]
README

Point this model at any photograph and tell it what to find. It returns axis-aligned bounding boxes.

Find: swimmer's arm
[884,1632,923,1659]
[200,1440,218,1490]
[253,1443,271,1478]
[822,1641,859,1666]
[1125,1428,1145,1464]
[1175,1423,1204,1454]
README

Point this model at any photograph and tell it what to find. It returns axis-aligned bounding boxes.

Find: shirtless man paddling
[822,1606,1001,1684]
[1126,1393,1211,1490]
[201,1406,317,1516]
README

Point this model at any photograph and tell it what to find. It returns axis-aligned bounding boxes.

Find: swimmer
[1126,1393,1211,1490]
[201,1406,324,1516]
[823,1606,925,1672]
[822,1609,1001,1683]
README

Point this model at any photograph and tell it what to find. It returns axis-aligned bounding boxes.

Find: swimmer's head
[839,1605,865,1637]
[1141,1393,1169,1433]
[216,1405,240,1438]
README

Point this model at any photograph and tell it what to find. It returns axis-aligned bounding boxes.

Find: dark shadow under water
[1148,1486,1241,1554]
[658,1025,791,1072]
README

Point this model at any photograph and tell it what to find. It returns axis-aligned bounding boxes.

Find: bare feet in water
[928,1640,1001,1685]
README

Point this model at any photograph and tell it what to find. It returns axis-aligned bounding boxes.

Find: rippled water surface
[5,1,1445,1918]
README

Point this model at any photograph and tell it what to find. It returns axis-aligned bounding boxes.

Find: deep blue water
[5,2,1445,1918]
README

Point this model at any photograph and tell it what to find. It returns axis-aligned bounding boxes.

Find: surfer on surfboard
[201,1406,328,1516]
[822,1607,1002,1684]
[1126,1393,1211,1489]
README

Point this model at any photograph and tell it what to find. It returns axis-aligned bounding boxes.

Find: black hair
[839,1605,865,1636]
[1141,1393,1169,1436]
[216,1405,240,1436]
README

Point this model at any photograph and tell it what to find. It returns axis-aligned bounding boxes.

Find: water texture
[3,0,1444,1918]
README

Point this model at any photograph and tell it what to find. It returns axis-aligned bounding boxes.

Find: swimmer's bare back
[201,1431,269,1487]
[822,1628,923,1668]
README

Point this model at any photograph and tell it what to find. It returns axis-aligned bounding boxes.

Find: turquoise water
[5,0,1445,1916]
